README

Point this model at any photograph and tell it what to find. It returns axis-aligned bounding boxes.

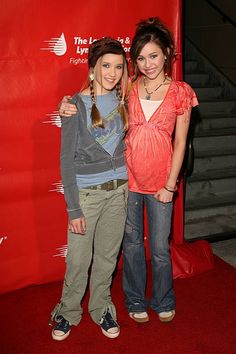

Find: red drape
[0,0,213,294]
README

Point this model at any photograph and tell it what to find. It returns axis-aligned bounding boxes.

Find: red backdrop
[1,0,213,294]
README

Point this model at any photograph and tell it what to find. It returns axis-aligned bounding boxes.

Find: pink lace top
[126,80,199,194]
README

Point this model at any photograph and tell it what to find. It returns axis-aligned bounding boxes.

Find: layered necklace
[143,76,167,100]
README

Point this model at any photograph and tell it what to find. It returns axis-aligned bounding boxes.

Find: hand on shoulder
[59,95,77,117]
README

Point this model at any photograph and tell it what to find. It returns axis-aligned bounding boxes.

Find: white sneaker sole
[52,329,71,341]
[129,312,149,323]
[158,310,175,323]
[101,327,120,339]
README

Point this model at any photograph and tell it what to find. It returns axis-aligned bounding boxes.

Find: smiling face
[93,53,124,94]
[136,41,166,81]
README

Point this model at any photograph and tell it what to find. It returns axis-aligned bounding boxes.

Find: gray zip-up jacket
[60,93,126,220]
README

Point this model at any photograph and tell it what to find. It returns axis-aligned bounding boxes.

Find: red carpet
[1,256,236,354]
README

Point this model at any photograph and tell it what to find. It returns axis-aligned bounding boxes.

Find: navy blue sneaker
[52,315,71,341]
[99,310,120,338]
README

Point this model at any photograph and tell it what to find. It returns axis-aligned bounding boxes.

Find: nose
[145,58,151,68]
[109,67,116,77]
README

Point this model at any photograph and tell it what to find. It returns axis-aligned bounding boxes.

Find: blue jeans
[122,191,175,314]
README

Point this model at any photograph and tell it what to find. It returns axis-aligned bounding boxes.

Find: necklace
[144,76,167,100]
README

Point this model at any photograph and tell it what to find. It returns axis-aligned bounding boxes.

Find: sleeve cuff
[68,208,84,220]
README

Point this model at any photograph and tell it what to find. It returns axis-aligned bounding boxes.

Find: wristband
[165,184,177,191]
[164,186,175,193]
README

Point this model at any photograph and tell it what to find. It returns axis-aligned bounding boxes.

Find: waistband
[84,179,127,191]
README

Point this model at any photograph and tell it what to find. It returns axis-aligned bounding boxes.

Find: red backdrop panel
[0,0,185,294]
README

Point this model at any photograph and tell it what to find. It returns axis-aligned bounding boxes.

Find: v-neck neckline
[137,79,173,122]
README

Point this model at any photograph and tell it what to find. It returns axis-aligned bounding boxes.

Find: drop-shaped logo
[53,244,68,258]
[49,181,64,194]
[41,33,67,56]
[43,112,61,127]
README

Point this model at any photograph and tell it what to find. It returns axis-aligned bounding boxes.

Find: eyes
[137,54,158,61]
[102,63,124,70]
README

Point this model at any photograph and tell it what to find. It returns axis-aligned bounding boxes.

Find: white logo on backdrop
[40,33,130,65]
[41,33,67,56]
[43,112,61,128]
[53,244,68,258]
[49,181,64,194]
[0,236,8,245]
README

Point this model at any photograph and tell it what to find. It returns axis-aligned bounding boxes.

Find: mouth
[105,77,117,83]
[144,69,156,75]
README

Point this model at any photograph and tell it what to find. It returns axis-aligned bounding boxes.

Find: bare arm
[59,95,78,117]
[155,109,191,202]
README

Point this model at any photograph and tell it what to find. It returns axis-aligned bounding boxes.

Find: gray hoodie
[60,94,126,220]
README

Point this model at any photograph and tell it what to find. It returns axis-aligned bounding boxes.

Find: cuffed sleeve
[175,81,199,116]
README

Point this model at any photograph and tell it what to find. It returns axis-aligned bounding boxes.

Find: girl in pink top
[126,81,198,194]
[123,17,198,324]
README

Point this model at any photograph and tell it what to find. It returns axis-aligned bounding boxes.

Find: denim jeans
[122,191,175,314]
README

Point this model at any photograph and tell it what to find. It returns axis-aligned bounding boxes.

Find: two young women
[51,17,198,340]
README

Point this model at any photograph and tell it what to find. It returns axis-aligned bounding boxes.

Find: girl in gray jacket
[50,37,129,341]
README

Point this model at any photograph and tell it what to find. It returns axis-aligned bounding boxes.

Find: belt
[86,179,127,191]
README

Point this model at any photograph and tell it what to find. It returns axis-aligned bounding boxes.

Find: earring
[164,57,167,61]
[89,72,94,81]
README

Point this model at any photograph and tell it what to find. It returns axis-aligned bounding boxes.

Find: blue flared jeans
[122,191,175,314]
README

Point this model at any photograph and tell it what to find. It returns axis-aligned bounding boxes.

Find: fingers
[69,218,86,235]
[58,96,71,113]
[62,95,72,102]
[154,192,160,200]
[155,189,173,203]
[59,102,77,117]
[81,218,86,234]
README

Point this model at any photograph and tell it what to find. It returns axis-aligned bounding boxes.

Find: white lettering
[74,37,87,45]
[76,46,89,55]
[69,57,88,65]
[89,36,98,44]
[117,37,124,44]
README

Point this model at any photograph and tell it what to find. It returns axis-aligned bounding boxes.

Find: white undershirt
[140,99,163,121]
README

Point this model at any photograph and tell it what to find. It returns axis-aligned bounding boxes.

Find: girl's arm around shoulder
[60,93,85,161]
[60,100,79,145]
[59,92,80,117]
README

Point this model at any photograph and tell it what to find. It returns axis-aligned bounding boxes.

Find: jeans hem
[150,305,176,314]
[126,304,148,313]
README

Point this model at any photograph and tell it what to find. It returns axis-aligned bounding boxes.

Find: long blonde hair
[87,37,129,131]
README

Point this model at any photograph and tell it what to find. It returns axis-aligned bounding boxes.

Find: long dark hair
[87,37,128,130]
[130,17,176,81]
